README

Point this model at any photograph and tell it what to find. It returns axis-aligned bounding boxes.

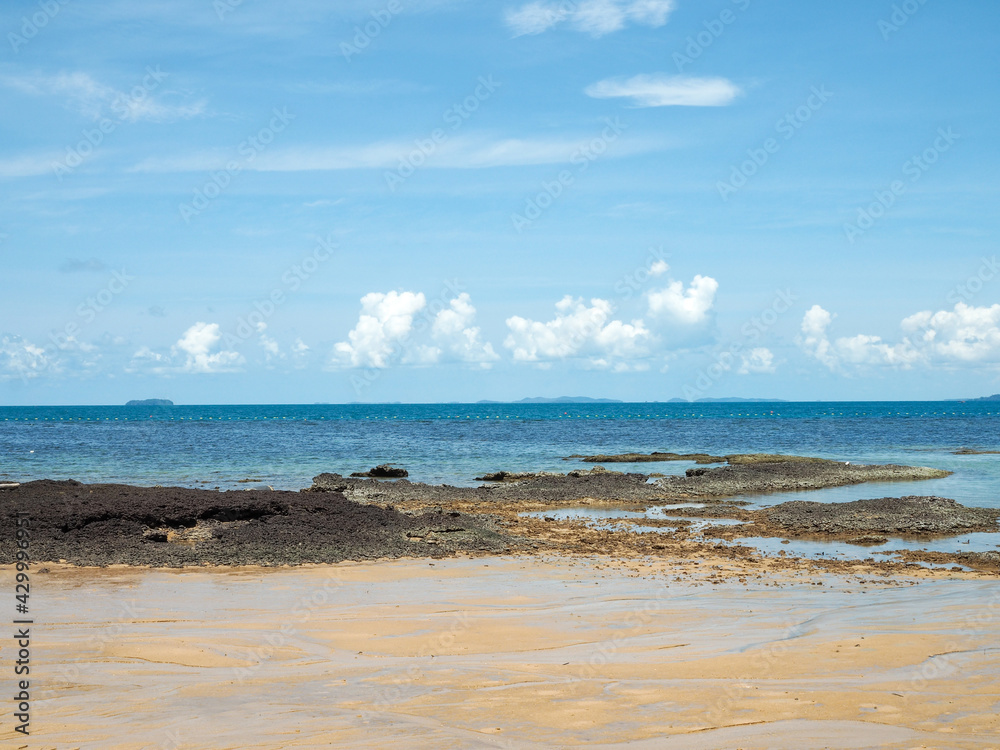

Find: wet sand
[3,557,998,749]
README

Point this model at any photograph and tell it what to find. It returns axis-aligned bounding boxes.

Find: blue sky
[1,0,998,405]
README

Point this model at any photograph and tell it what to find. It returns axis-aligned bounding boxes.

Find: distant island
[475,396,786,405]
[125,399,174,407]
[668,397,788,403]
[515,397,623,404]
[968,394,1000,402]
[477,397,624,404]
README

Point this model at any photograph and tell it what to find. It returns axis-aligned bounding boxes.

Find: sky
[1,0,998,405]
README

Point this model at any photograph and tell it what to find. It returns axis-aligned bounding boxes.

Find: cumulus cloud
[902,303,1000,362]
[799,304,838,369]
[0,335,51,381]
[504,296,651,367]
[505,0,674,37]
[173,322,244,373]
[835,335,921,368]
[430,293,499,367]
[798,305,923,372]
[738,347,776,375]
[0,333,106,380]
[332,291,427,368]
[647,275,718,324]
[585,74,741,107]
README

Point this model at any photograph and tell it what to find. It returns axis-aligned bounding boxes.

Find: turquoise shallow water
[1,401,999,508]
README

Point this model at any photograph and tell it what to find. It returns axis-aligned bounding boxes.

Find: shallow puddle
[718,532,1000,561]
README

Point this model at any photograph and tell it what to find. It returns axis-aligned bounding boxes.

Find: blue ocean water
[1,402,999,508]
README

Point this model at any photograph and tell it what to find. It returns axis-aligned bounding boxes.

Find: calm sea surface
[1,402,999,508]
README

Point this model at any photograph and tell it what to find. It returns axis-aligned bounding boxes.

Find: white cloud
[504,296,651,366]
[0,335,51,381]
[173,322,244,373]
[585,74,741,107]
[625,0,675,25]
[738,347,776,375]
[430,293,500,367]
[572,0,627,35]
[291,338,310,369]
[647,275,718,324]
[0,333,105,380]
[798,305,923,371]
[257,323,282,364]
[332,291,427,368]
[649,259,669,276]
[902,302,1000,362]
[835,334,921,368]
[505,1,569,35]
[799,304,838,369]
[129,345,167,372]
[505,0,674,36]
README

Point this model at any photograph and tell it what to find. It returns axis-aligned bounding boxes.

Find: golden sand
[1,556,998,749]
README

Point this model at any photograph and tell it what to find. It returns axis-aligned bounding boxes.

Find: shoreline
[2,453,998,576]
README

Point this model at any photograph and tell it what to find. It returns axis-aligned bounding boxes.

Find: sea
[1,401,998,510]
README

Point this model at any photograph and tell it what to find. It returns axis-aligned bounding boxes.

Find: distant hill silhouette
[476,397,624,404]
[669,397,788,403]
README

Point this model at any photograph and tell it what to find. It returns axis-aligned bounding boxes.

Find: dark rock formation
[351,464,409,478]
[0,480,507,566]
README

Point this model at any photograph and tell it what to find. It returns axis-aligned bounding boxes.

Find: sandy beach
[2,462,999,747]
[3,556,998,749]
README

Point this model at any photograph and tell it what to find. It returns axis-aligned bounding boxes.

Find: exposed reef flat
[566,451,725,464]
[314,466,685,506]
[755,495,1000,536]
[316,455,951,507]
[564,452,840,465]
[654,457,950,498]
[663,496,1000,542]
[3,455,991,576]
[305,456,997,575]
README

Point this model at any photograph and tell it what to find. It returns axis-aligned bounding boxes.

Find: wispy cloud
[0,154,59,178]
[303,198,344,208]
[0,70,206,122]
[585,74,741,107]
[59,258,108,273]
[505,0,674,37]
[130,133,667,173]
[286,80,431,96]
